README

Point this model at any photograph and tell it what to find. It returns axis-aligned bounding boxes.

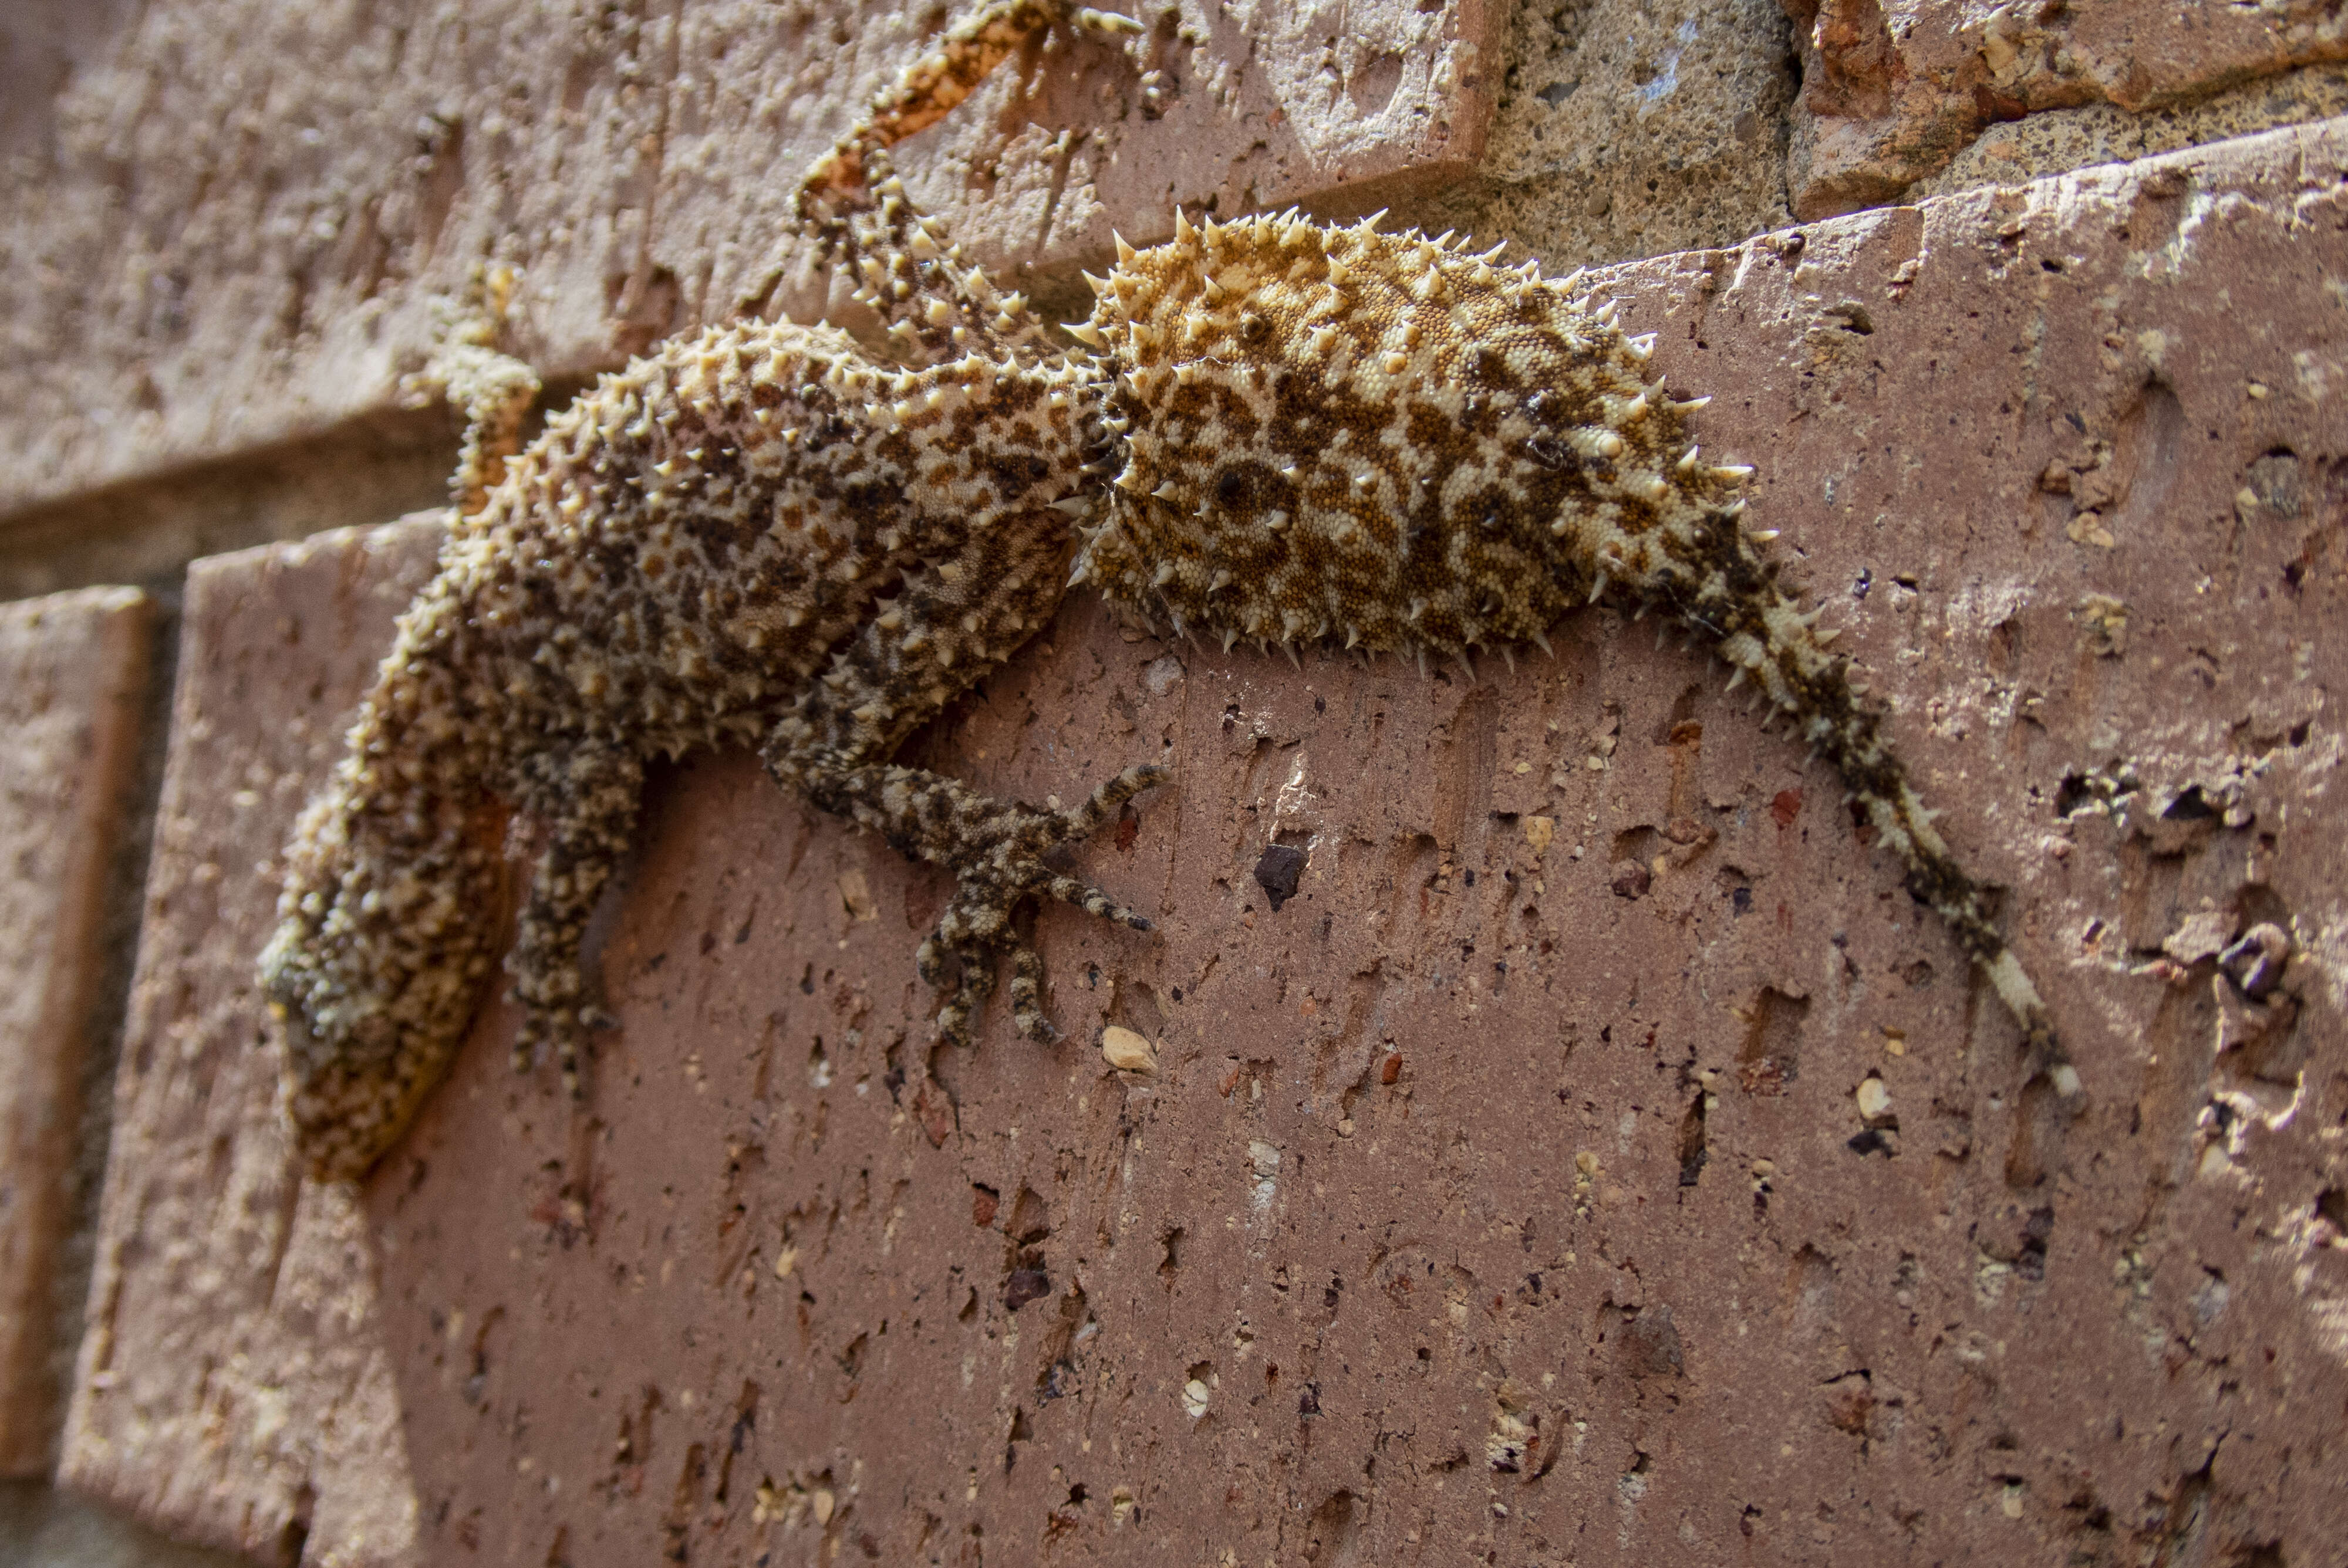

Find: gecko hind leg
[506,744,645,1095]
[921,923,998,1046]
[876,755,1170,1045]
[806,0,1138,194]
[796,155,1065,368]
[763,516,1163,1045]
[919,921,1051,1043]
[794,0,1140,365]
[771,743,1168,1046]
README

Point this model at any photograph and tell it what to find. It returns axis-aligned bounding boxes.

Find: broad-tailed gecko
[261,0,2057,1180]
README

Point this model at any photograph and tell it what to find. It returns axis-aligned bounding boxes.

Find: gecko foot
[909,758,1168,1046]
[509,999,618,1097]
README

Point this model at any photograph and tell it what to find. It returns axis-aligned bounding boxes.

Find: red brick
[59,526,443,1564]
[1786,0,2348,216]
[346,121,2348,1563]
[0,587,153,1479]
[3,0,1495,517]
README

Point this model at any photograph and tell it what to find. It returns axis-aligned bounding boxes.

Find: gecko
[259,0,2059,1181]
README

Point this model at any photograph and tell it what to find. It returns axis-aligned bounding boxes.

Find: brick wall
[4,2,2344,1563]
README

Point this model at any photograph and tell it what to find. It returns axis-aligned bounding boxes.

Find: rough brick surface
[1463,0,1799,272]
[1783,0,2348,217]
[325,121,2347,1564]
[1,1479,251,1568]
[0,586,151,1479]
[1,0,1495,521]
[1911,61,2348,206]
[59,528,443,1566]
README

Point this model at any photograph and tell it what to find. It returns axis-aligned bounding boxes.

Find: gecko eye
[1215,469,1247,507]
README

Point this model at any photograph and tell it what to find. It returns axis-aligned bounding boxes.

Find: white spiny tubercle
[1075,6,1146,35]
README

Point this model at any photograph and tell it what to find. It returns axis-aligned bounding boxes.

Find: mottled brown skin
[262,0,2056,1182]
[1066,208,2052,1030]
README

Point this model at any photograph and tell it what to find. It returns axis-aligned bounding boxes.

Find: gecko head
[1071,206,1751,659]
[258,918,470,1184]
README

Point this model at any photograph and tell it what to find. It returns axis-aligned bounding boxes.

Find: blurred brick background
[4,1,2344,1563]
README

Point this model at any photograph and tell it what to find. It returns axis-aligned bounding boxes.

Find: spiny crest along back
[1068,209,1755,659]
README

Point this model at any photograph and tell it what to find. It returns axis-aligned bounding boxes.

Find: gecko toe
[1041,872,1152,931]
[1057,759,1170,839]
[1007,945,1058,1043]
[933,944,997,1047]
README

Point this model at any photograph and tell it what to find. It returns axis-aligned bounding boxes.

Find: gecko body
[262,0,2054,1181]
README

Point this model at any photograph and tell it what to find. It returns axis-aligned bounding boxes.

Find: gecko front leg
[763,516,1166,1046]
[419,264,542,518]
[504,740,646,1094]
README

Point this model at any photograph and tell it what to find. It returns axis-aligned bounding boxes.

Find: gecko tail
[1712,553,2064,1072]
[1868,767,2063,1067]
[1956,905,2063,1065]
[1865,768,2063,1065]
[1982,948,2072,1090]
[1983,947,2044,1029]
